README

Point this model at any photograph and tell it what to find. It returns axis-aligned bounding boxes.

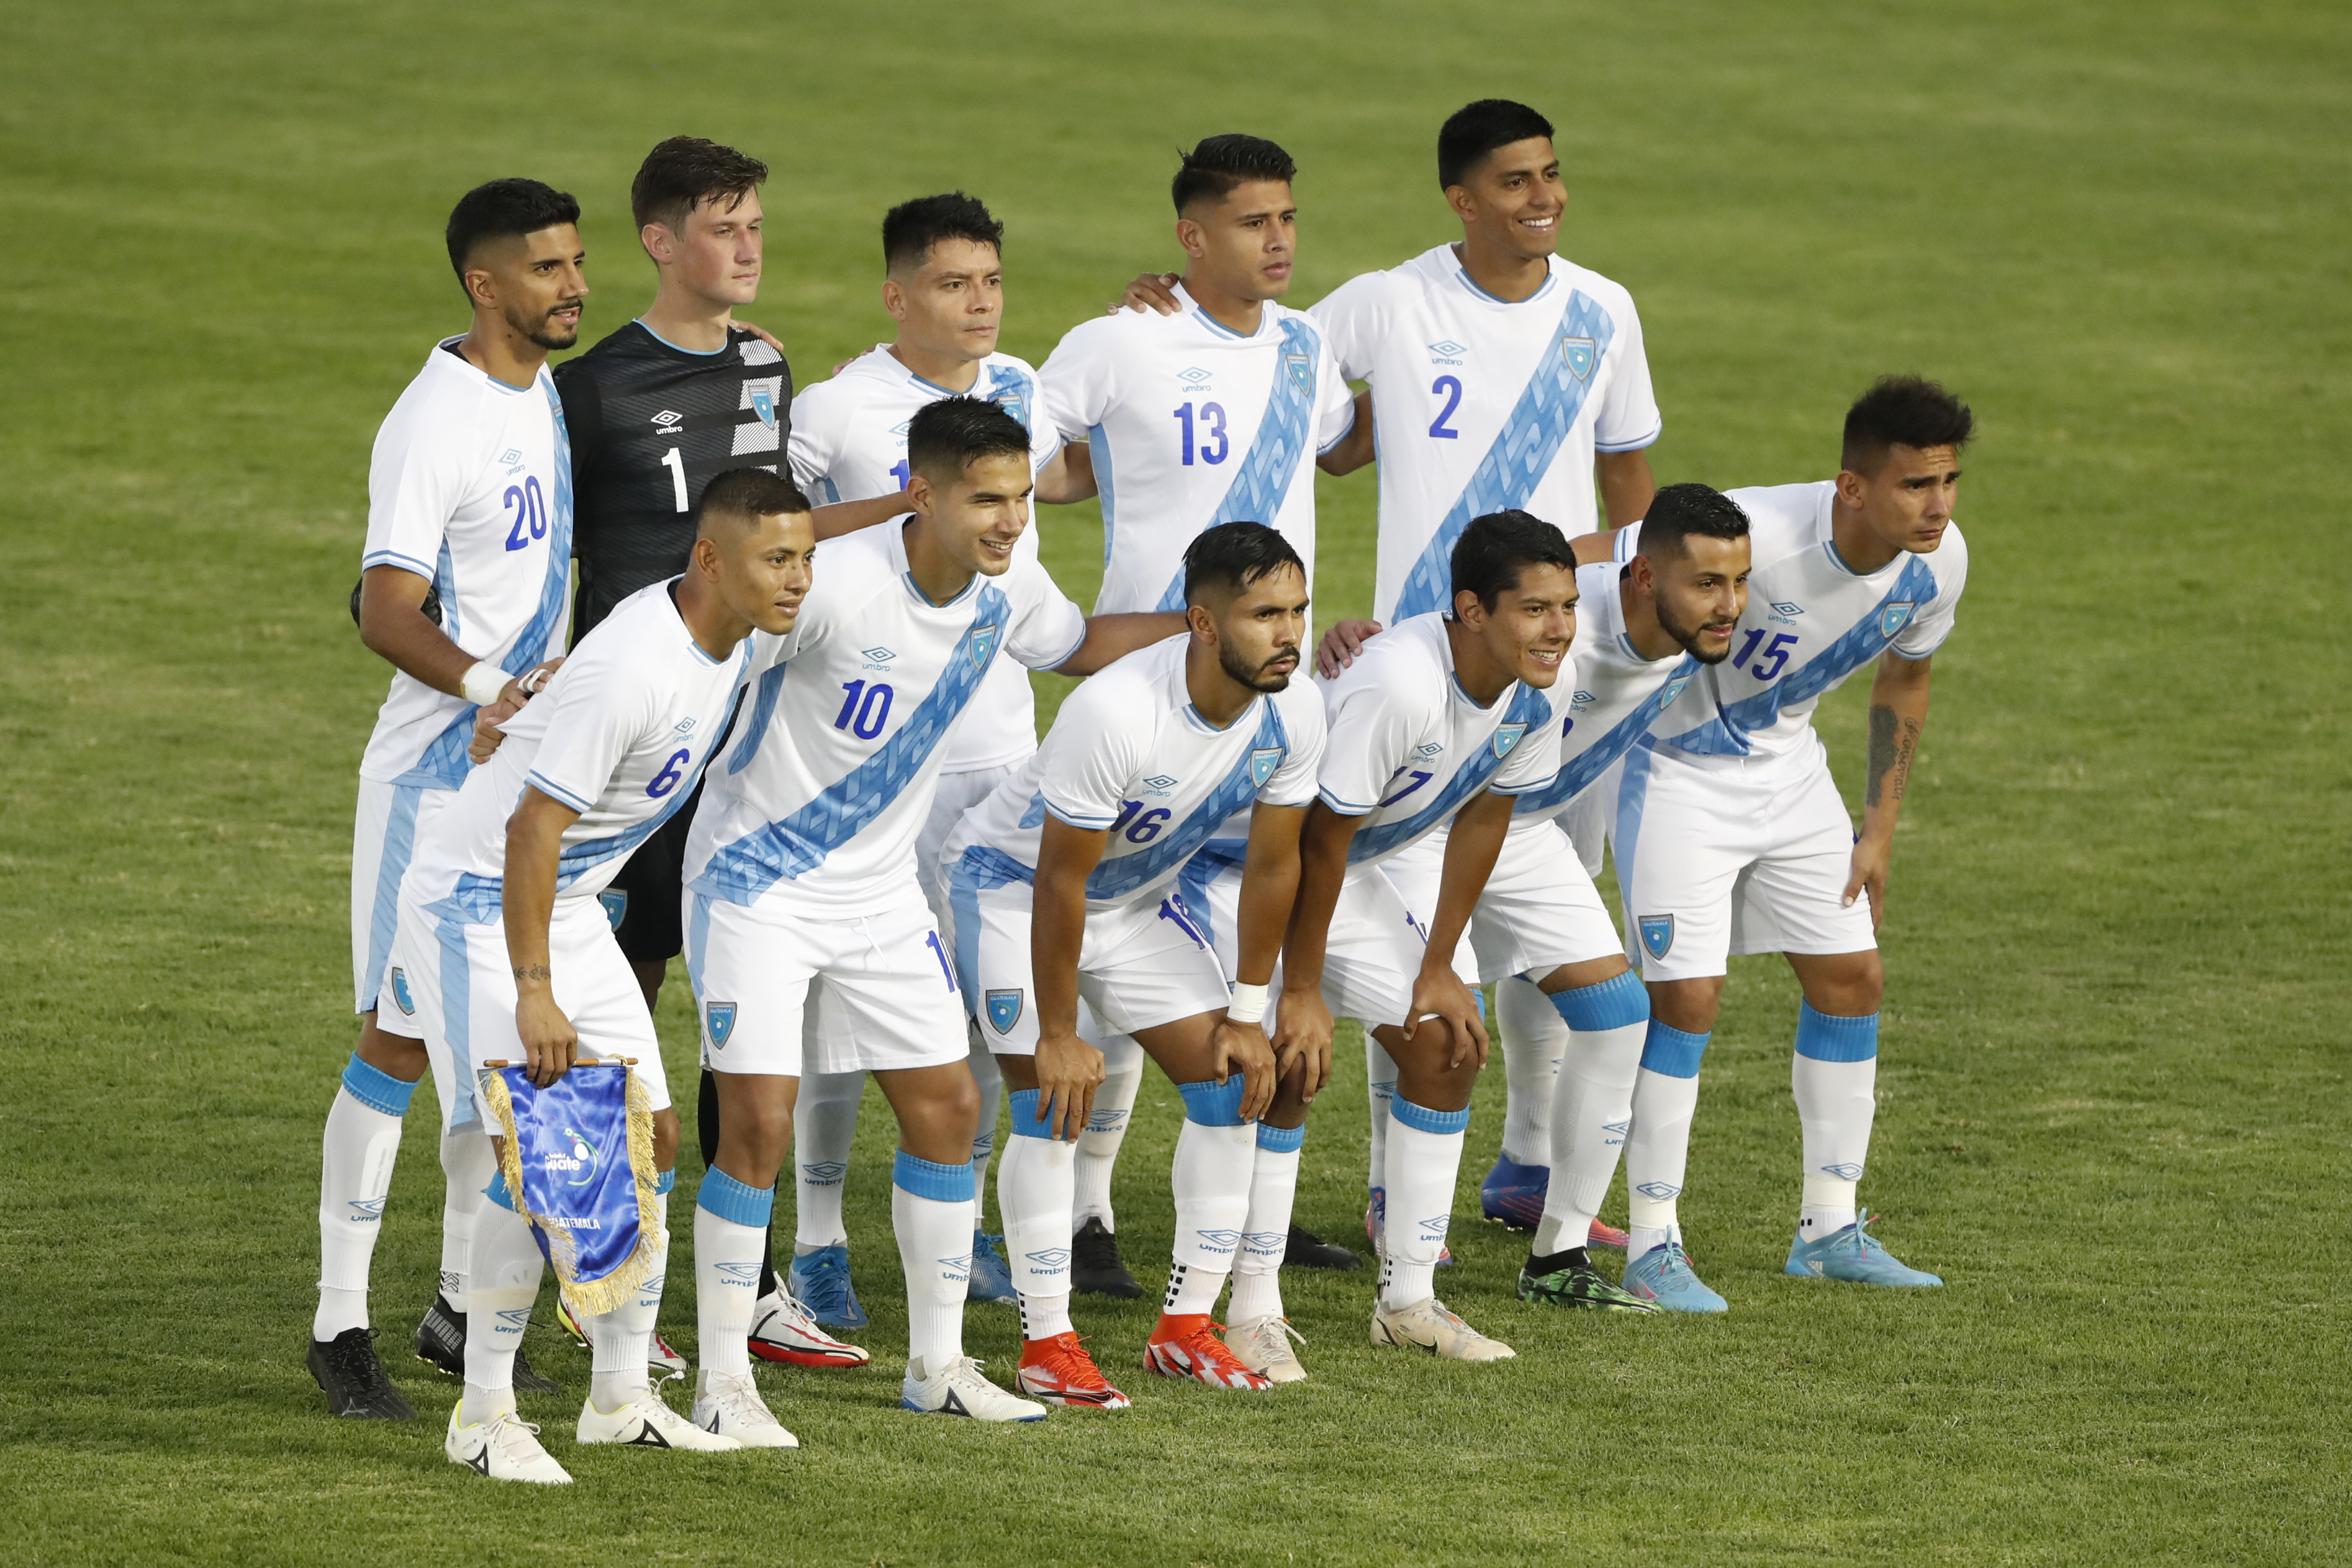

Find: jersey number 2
[1428,376,1462,440]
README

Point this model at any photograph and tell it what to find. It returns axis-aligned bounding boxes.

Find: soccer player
[781,191,1093,1328]
[1597,376,1972,1300]
[681,397,1184,1426]
[943,523,1328,1400]
[389,468,817,1479]
[310,178,584,1420]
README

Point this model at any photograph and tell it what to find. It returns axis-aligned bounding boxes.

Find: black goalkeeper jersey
[555,322,794,636]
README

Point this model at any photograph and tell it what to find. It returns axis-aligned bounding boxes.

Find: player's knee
[651,1107,680,1172]
[1647,978,1723,1036]
[1803,951,1883,1016]
[355,1024,429,1081]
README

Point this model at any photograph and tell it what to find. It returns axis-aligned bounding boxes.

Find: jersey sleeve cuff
[1889,632,1949,661]
[525,772,597,814]
[1316,785,1376,817]
[362,548,439,578]
[1026,622,1091,672]
[1593,420,1663,454]
[1041,796,1119,832]
[1489,776,1556,797]
[1315,404,1359,455]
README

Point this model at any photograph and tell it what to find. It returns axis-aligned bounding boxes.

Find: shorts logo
[1638,915,1675,960]
[1561,336,1597,380]
[705,1001,737,1048]
[750,387,777,428]
[1492,722,1528,759]
[801,1160,847,1185]
[1820,1162,1866,1181]
[599,890,627,930]
[388,967,416,1016]
[1879,602,1917,639]
[1285,350,1313,395]
[968,623,1001,670]
[985,989,1024,1034]
[1248,747,1283,788]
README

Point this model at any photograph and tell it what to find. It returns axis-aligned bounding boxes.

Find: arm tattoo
[1865,705,1922,809]
[512,963,550,982]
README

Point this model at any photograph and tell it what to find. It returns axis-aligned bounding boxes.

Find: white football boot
[690,1368,798,1449]
[444,1402,572,1484]
[900,1355,1048,1422]
[1225,1314,1310,1384]
[577,1388,741,1451]
[1369,1296,1516,1362]
[748,1289,871,1369]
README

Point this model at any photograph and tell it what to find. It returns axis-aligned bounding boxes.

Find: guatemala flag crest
[986,988,1024,1034]
[1879,602,1917,639]
[750,387,777,428]
[1638,915,1676,960]
[1492,722,1529,759]
[599,889,627,930]
[1561,336,1598,379]
[478,1061,663,1316]
[969,622,1001,670]
[1249,747,1285,788]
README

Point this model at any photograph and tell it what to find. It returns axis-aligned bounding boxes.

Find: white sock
[793,1068,863,1250]
[1018,1292,1073,1341]
[1792,1004,1879,1239]
[1495,977,1563,1167]
[1168,1081,1255,1314]
[891,1153,975,1373]
[1380,1097,1468,1310]
[694,1169,771,1378]
[436,1127,495,1309]
[314,1058,414,1339]
[967,1033,1003,1225]
[588,1186,668,1411]
[1073,1032,1144,1229]
[1529,974,1649,1254]
[1233,1124,1303,1323]
[1626,1018,1710,1257]
[1365,1036,1398,1197]
[461,1189,541,1424]
[997,1092,1075,1337]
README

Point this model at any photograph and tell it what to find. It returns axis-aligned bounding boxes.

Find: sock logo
[346,1197,387,1221]
[713,1261,761,1288]
[1602,1119,1631,1145]
[1242,1230,1284,1254]
[1193,1228,1240,1254]
[1416,1215,1451,1242]
[1819,1162,1866,1180]
[939,1253,972,1282]
[1635,1181,1682,1200]
[494,1307,532,1334]
[1086,1108,1129,1132]
[800,1161,847,1185]
[1638,915,1675,960]
[1024,1248,1071,1270]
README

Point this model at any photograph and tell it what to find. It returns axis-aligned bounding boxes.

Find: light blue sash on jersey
[985,363,1035,431]
[1083,702,1290,902]
[1513,658,1698,817]
[1660,555,1940,756]
[1391,290,1617,622]
[1153,318,1322,612]
[1349,682,1555,863]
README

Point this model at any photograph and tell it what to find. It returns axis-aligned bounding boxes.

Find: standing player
[1599,377,1972,1299]
[781,192,1091,1328]
[310,179,584,1419]
[681,398,1183,1427]
[388,469,816,1479]
[944,523,1327,1400]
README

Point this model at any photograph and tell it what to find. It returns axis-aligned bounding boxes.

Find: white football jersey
[1039,284,1355,614]
[1511,561,1702,824]
[685,521,1087,912]
[1312,245,1660,625]
[404,580,771,919]
[1317,613,1559,867]
[788,346,1060,774]
[1619,481,1968,764]
[945,633,1326,910]
[360,339,574,788]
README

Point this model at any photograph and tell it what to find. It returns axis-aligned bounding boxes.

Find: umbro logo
[1242,1230,1283,1251]
[1026,1248,1071,1269]
[1177,366,1211,385]
[1143,773,1179,793]
[1635,1181,1682,1200]
[1195,1228,1240,1253]
[861,646,896,668]
[802,1161,847,1183]
[495,1307,532,1333]
[1771,600,1803,616]
[672,717,697,733]
[499,448,523,466]
[1820,1162,1866,1180]
[1427,340,1466,364]
[1571,688,1597,710]
[714,1262,761,1287]
[1414,742,1444,758]
[1417,1215,1451,1239]
[1086,1108,1128,1131]
[650,410,683,430]
[346,1197,385,1221]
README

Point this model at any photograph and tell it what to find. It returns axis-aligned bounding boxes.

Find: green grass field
[3,2,2349,1563]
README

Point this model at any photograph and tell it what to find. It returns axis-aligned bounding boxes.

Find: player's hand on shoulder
[1269,987,1335,1102]
[513,990,579,1088]
[736,319,786,355]
[1410,963,1489,1070]
[1315,620,1383,679]
[1034,1032,1107,1141]
[1209,1016,1279,1122]
[1110,272,1182,316]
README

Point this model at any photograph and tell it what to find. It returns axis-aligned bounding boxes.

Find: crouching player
[386,469,818,1481]
[943,523,1327,1402]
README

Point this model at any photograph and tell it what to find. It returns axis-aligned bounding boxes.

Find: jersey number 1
[661,448,687,512]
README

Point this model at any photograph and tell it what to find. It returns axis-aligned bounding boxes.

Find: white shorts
[685,882,967,1078]
[385,896,670,1134]
[1183,842,1442,1035]
[1372,830,1479,989]
[949,871,1230,1056]
[1466,815,1624,984]
[352,777,452,1020]
[918,762,1018,933]
[1174,837,1251,980]
[1609,740,1876,981]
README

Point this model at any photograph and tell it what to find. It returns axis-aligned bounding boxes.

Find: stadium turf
[2,2,2347,1563]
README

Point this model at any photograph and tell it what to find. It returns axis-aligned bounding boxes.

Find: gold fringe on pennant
[477,1065,667,1320]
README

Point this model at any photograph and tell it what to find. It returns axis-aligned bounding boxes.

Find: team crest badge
[1285,351,1313,395]
[969,622,1001,670]
[1561,336,1597,379]
[1249,747,1284,788]
[992,390,1028,426]
[985,988,1024,1034]
[750,387,777,428]
[1879,602,1917,638]
[1492,722,1528,759]
[1660,675,1692,706]
[705,1001,737,1049]
[388,966,416,1016]
[599,890,627,930]
[1638,915,1676,960]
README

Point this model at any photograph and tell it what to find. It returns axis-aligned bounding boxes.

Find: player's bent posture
[682,398,1183,1426]
[1597,376,1972,1296]
[1289,511,1633,1358]
[394,469,817,1479]
[943,523,1328,1400]
[784,192,1093,1328]
[311,179,585,1419]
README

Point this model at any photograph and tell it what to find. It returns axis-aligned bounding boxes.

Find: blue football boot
[1784,1212,1943,1287]
[1479,1154,1549,1232]
[1622,1240,1729,1313]
[967,1230,1019,1303]
[789,1243,871,1330]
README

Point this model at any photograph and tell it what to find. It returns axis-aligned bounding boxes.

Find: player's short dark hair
[1640,483,1750,559]
[883,193,1005,274]
[444,179,581,286]
[907,396,1031,485]
[1451,509,1576,614]
[1172,134,1297,214]
[1437,100,1556,190]
[696,466,810,529]
[631,136,769,236]
[1841,375,1975,476]
[1183,522,1304,605]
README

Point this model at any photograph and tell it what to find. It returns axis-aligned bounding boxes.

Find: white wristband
[1226,981,1269,1026]
[460,661,511,707]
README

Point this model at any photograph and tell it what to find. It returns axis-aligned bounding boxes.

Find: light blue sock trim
[654,1169,676,1196]
[340,1053,417,1118]
[1256,1122,1306,1154]
[1795,1002,1879,1063]
[1640,1020,1711,1079]
[1006,1088,1057,1140]
[1177,1076,1248,1127]
[484,1171,516,1212]
[698,1167,775,1227]
[1548,968,1651,1033]
[893,1150,976,1203]
[1391,1095,1471,1137]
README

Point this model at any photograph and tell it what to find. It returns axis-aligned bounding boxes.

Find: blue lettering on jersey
[1392,290,1619,621]
[1153,318,1322,612]
[1514,659,1698,817]
[1084,702,1288,902]
[1350,683,1554,864]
